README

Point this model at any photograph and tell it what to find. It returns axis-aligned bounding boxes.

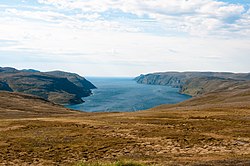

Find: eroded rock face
[0,67,96,104]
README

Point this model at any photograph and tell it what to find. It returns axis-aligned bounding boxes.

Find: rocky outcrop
[0,67,96,104]
[135,72,250,97]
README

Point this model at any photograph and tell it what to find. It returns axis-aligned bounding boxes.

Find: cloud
[36,0,249,37]
[4,8,70,23]
[1,0,249,38]
[0,0,249,76]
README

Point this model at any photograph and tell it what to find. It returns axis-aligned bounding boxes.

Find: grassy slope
[0,92,79,119]
[0,88,250,165]
[180,77,250,96]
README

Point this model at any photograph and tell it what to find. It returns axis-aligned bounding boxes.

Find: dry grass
[75,160,147,166]
[0,91,250,165]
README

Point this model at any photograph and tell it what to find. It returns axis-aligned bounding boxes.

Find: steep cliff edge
[135,72,250,96]
[0,67,96,104]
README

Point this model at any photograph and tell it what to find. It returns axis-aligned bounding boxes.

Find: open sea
[66,77,191,112]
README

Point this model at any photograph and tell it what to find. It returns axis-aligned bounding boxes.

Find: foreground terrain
[0,87,250,165]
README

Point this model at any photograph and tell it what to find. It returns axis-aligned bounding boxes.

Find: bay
[66,77,191,112]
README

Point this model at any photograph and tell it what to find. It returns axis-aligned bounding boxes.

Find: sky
[0,0,250,77]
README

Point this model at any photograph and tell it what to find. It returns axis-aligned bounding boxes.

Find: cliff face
[0,67,96,104]
[135,73,185,88]
[135,72,250,96]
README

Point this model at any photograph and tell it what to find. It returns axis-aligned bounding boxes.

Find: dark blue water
[66,77,191,112]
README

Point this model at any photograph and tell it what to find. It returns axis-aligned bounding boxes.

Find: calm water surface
[66,77,191,112]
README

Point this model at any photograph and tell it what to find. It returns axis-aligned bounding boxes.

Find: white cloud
[36,0,249,37]
[2,0,249,38]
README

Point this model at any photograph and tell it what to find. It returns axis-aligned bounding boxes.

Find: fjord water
[67,77,191,112]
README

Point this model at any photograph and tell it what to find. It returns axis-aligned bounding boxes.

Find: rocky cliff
[0,67,96,104]
[135,72,250,96]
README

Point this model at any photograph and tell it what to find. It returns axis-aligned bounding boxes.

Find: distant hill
[135,71,250,96]
[21,69,40,73]
[0,67,96,104]
[0,67,19,73]
[45,71,96,90]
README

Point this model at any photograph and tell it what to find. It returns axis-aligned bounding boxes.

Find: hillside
[0,67,96,104]
[0,92,78,119]
[135,72,250,96]
[0,77,250,165]
[45,71,96,90]
[180,77,250,96]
